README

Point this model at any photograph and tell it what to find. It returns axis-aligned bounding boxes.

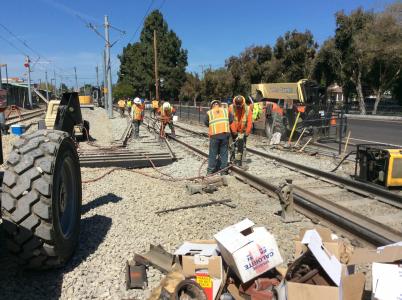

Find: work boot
[171,128,176,138]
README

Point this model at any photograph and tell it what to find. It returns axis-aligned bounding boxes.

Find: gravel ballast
[0,108,374,299]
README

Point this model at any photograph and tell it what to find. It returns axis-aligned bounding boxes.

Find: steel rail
[168,133,402,247]
[5,109,46,126]
[172,122,402,209]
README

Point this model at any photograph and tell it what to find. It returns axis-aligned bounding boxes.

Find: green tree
[335,8,374,114]
[312,38,342,87]
[357,3,402,114]
[113,81,134,101]
[180,72,201,106]
[201,68,234,102]
[117,10,187,100]
[272,30,318,82]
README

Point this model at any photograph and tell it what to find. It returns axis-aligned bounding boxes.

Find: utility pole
[104,15,113,118]
[53,69,57,98]
[96,65,99,90]
[103,49,108,111]
[153,30,159,101]
[0,64,2,89]
[45,71,49,101]
[74,67,79,93]
[25,56,33,108]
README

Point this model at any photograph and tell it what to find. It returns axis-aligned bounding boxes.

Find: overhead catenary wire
[128,0,156,43]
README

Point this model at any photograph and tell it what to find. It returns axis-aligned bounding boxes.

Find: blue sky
[0,0,395,87]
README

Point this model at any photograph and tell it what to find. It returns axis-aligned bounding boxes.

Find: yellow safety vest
[152,100,159,109]
[207,107,230,136]
[118,100,126,108]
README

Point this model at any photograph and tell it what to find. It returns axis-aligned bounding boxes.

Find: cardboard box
[294,228,351,261]
[175,240,223,300]
[349,243,402,300]
[286,229,365,300]
[214,219,283,283]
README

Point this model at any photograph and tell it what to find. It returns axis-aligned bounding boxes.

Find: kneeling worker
[204,100,233,175]
[132,97,144,138]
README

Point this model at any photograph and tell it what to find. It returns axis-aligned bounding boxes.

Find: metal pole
[26,56,33,108]
[0,64,2,89]
[74,67,79,93]
[96,65,99,90]
[338,110,344,155]
[103,49,108,110]
[153,30,159,101]
[45,71,49,101]
[5,64,8,87]
[104,15,113,118]
[53,69,57,98]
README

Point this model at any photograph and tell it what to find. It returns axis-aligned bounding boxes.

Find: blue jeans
[207,136,229,174]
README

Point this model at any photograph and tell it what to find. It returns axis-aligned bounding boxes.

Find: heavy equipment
[0,92,83,269]
[355,144,402,188]
[38,93,90,140]
[250,79,340,141]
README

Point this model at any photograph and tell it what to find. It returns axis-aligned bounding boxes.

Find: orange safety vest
[133,104,144,120]
[229,104,251,134]
[152,100,159,109]
[207,107,230,136]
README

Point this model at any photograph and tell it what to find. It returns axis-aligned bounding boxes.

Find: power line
[0,32,28,56]
[128,0,155,43]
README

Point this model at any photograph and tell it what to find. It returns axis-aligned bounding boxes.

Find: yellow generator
[356,144,402,188]
[38,94,90,140]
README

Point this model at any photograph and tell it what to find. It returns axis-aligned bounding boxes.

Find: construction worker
[204,100,233,175]
[126,98,132,115]
[151,99,159,117]
[228,95,253,167]
[117,98,126,117]
[158,101,176,138]
[131,97,144,138]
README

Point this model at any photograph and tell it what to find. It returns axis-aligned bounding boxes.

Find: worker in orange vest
[151,99,159,117]
[131,97,145,138]
[158,102,176,138]
[228,95,253,167]
[204,100,233,174]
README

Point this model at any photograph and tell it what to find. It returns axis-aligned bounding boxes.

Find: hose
[330,150,356,172]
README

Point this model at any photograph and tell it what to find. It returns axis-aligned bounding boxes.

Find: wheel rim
[58,156,78,239]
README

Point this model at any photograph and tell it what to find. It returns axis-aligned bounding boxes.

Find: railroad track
[5,109,46,126]
[79,115,175,169]
[168,123,402,248]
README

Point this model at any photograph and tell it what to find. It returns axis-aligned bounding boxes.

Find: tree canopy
[117,10,187,100]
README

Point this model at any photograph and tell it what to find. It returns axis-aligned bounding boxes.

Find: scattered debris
[156,199,235,215]
[126,261,148,289]
[138,220,391,300]
[186,176,228,195]
[134,245,174,274]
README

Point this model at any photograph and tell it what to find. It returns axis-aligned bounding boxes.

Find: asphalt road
[348,118,402,147]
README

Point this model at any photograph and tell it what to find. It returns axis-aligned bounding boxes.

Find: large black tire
[1,130,82,269]
[265,113,286,141]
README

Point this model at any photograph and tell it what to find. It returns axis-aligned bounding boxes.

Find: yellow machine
[250,80,334,141]
[356,145,402,188]
[39,98,90,140]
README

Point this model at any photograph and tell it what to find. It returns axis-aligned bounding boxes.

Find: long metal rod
[153,30,159,101]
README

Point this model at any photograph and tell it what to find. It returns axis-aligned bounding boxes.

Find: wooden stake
[299,137,312,152]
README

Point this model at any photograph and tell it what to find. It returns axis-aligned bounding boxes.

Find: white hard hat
[134,97,141,104]
[162,102,171,110]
